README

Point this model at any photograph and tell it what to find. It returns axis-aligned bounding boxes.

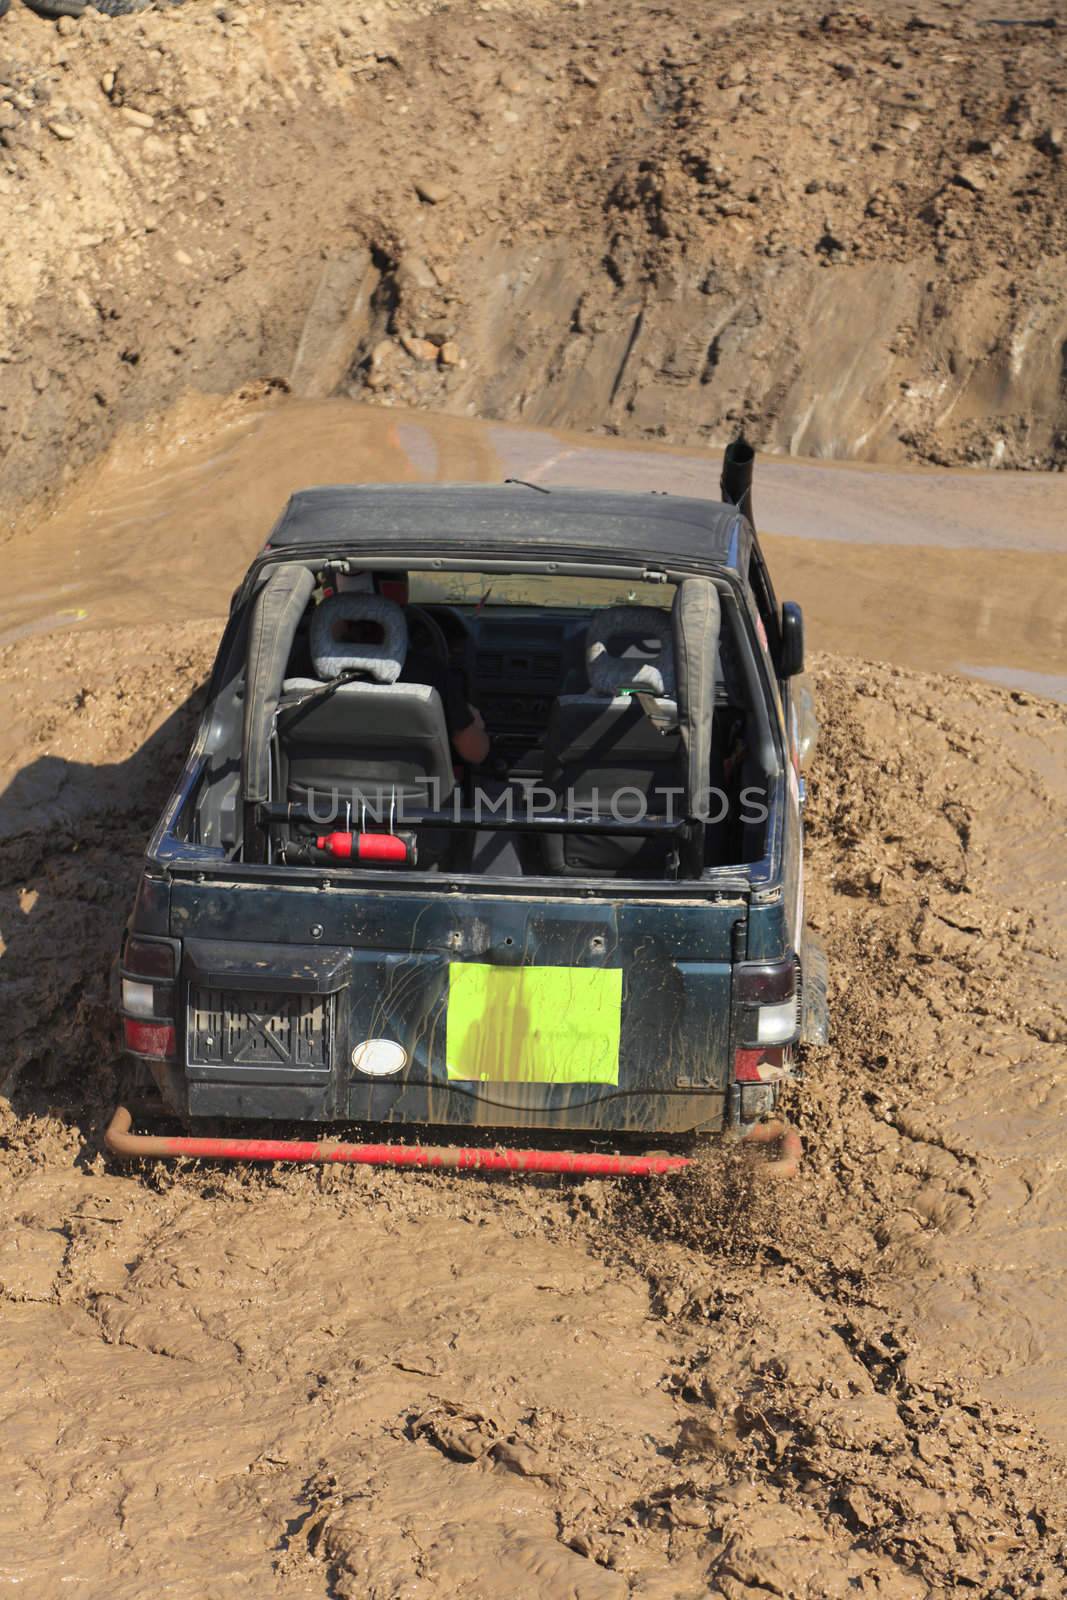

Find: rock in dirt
[413,175,450,204]
[953,160,986,193]
[22,0,85,18]
[399,332,438,362]
[491,1440,555,1479]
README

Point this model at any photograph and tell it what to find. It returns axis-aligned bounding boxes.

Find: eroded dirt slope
[1,623,1065,1597]
[3,0,1067,525]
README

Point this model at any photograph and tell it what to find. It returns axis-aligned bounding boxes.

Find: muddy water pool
[2,394,1064,698]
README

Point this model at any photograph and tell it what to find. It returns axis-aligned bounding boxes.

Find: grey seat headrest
[311,594,408,684]
[586,605,676,697]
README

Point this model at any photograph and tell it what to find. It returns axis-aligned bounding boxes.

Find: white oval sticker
[350,1039,408,1077]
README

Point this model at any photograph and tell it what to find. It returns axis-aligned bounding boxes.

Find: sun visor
[672,577,721,819]
[242,564,315,803]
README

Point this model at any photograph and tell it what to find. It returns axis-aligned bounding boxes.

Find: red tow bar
[104,1107,802,1178]
[737,1117,803,1179]
[104,1106,690,1175]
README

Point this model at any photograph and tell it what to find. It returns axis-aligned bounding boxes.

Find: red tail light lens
[123,1020,177,1059]
[734,1047,787,1082]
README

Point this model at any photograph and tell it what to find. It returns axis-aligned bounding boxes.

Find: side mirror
[780,601,804,678]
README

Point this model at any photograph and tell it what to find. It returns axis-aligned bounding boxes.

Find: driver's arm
[452,706,490,766]
[443,670,489,764]
[407,650,491,766]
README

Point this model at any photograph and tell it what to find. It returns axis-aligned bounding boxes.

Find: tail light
[121,978,172,1019]
[120,936,178,1059]
[123,1020,177,1058]
[125,938,175,980]
[734,1046,790,1082]
[735,959,799,1049]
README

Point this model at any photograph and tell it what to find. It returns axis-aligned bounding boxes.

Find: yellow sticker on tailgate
[446,963,622,1085]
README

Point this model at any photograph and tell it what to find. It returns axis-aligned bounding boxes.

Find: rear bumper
[176,1072,729,1136]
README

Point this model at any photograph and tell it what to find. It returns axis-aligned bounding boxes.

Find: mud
[3,0,1067,527]
[3,0,1067,1589]
[2,392,1064,694]
[1,396,1066,1595]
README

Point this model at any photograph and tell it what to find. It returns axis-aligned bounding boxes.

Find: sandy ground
[2,0,1067,1593]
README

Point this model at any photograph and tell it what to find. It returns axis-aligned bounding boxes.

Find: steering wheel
[405,604,451,667]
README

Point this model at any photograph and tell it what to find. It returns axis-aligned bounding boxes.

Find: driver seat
[276,594,456,812]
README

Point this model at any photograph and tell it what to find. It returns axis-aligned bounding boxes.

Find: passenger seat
[277,593,456,814]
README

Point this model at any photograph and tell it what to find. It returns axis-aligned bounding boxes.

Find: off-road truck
[111,446,826,1167]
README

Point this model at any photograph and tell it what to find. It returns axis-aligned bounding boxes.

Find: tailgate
[172,883,740,1133]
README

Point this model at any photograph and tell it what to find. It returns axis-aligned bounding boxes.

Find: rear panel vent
[188,987,333,1076]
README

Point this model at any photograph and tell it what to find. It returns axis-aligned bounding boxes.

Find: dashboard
[421,605,589,734]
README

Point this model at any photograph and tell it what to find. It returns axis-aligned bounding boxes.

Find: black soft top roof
[267,484,749,573]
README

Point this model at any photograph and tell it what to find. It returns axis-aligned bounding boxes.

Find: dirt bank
[3,0,1067,525]
[1,604,1065,1594]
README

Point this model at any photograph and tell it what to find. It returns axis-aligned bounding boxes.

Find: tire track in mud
[1,625,1066,1595]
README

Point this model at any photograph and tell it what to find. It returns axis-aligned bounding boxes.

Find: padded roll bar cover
[242,564,315,803]
[672,577,721,819]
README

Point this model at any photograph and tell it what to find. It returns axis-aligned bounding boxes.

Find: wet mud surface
[2,393,1064,694]
[1,403,1066,1594]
